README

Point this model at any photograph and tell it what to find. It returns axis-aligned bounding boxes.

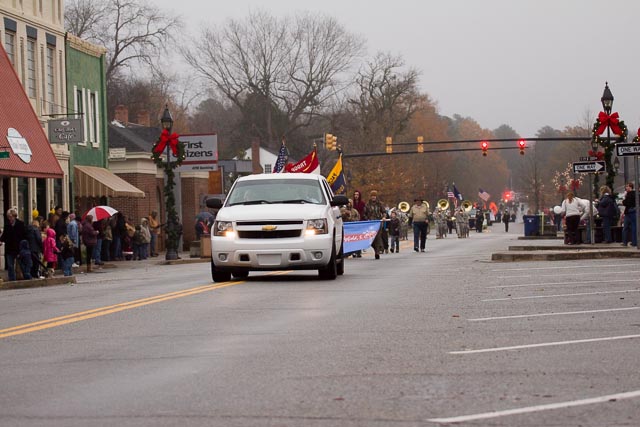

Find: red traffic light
[518,139,526,155]
[481,141,488,156]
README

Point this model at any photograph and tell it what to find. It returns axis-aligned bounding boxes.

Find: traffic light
[386,136,393,154]
[324,133,337,151]
[518,139,526,155]
[417,136,424,153]
[481,141,488,156]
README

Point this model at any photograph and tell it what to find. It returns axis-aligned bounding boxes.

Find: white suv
[205,174,348,282]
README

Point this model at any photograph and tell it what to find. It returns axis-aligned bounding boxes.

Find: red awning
[0,44,63,179]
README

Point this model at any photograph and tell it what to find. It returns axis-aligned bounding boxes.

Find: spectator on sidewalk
[148,211,160,257]
[0,208,27,281]
[621,182,637,247]
[60,235,75,277]
[67,213,80,268]
[43,228,59,278]
[17,240,33,280]
[27,217,44,278]
[81,215,98,273]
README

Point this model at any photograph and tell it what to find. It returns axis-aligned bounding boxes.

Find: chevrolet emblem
[262,225,278,231]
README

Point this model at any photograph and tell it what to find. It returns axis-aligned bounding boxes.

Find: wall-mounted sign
[48,118,84,143]
[6,128,32,163]
[171,134,218,172]
[109,147,127,160]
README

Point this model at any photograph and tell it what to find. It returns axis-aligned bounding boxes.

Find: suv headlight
[213,220,235,238]
[306,218,328,235]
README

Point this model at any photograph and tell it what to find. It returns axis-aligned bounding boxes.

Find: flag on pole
[453,184,463,201]
[285,146,320,174]
[478,188,491,202]
[326,154,346,195]
[273,141,288,173]
[447,187,455,199]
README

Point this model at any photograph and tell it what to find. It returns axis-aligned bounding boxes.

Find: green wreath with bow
[151,129,186,169]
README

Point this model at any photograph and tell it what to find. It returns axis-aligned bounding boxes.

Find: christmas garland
[151,129,186,169]
[633,128,640,143]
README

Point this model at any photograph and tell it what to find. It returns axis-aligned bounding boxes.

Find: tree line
[65,0,593,210]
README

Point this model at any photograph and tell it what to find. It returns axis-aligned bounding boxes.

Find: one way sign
[573,160,606,174]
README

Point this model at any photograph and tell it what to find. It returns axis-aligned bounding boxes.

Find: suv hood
[218,204,330,222]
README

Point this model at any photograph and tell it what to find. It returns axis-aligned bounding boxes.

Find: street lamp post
[160,106,179,260]
[601,83,617,191]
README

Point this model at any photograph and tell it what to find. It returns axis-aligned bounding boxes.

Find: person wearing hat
[409,197,429,252]
[363,190,386,259]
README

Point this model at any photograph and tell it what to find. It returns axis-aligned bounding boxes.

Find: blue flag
[326,154,346,195]
[453,184,463,201]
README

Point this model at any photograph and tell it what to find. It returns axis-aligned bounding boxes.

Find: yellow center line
[0,280,245,339]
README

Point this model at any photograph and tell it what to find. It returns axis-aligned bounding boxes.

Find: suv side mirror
[206,198,223,209]
[330,195,349,207]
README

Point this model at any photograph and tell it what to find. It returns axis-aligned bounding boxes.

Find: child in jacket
[42,228,60,277]
[17,240,33,280]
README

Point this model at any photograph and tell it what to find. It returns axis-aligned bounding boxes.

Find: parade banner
[343,220,380,254]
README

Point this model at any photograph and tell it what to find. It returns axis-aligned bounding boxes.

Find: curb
[492,250,640,262]
[0,275,76,290]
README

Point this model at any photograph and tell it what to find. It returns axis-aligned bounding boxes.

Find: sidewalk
[0,252,209,290]
[492,242,640,261]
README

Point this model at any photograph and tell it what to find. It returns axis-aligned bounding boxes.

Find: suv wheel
[211,260,231,282]
[318,242,338,280]
[336,238,344,276]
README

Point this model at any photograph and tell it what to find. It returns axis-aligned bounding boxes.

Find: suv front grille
[238,230,301,239]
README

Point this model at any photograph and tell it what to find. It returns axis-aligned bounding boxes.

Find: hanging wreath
[591,111,628,147]
[151,129,186,169]
[632,127,640,143]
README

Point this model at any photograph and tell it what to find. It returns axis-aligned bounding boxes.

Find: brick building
[108,106,212,252]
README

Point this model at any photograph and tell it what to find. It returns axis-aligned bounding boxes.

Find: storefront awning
[0,44,63,179]
[74,165,146,198]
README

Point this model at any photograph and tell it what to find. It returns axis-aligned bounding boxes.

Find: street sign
[579,156,598,161]
[573,160,606,174]
[615,143,640,157]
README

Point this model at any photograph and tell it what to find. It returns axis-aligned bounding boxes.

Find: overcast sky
[154,0,640,138]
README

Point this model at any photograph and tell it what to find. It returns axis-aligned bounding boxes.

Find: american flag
[447,188,455,199]
[478,188,491,202]
[273,141,288,173]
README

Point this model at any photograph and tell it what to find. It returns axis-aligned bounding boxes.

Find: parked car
[205,174,348,282]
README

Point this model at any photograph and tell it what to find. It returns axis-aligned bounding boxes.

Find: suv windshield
[227,179,326,206]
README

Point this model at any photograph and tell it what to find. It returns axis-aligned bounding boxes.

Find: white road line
[449,334,640,355]
[426,389,640,424]
[467,307,640,322]
[483,289,640,302]
[491,263,638,272]
[497,269,640,279]
[487,278,638,289]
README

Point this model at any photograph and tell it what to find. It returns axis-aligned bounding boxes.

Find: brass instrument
[437,199,449,211]
[462,200,473,212]
[398,201,410,212]
[423,201,430,211]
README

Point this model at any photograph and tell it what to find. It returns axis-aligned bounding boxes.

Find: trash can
[200,235,211,258]
[523,215,540,236]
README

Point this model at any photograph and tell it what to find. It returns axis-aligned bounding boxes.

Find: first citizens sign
[48,118,84,144]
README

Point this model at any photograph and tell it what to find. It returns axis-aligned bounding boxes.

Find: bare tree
[185,10,364,149]
[64,0,106,38]
[348,52,421,146]
[65,0,181,84]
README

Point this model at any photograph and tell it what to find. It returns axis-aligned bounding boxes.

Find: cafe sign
[48,118,84,143]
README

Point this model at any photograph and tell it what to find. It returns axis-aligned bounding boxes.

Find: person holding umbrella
[81,214,98,273]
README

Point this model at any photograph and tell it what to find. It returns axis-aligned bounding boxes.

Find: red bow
[596,111,621,136]
[588,150,604,160]
[153,129,180,156]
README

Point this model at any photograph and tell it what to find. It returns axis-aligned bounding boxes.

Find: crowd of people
[557,183,637,246]
[0,206,167,281]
